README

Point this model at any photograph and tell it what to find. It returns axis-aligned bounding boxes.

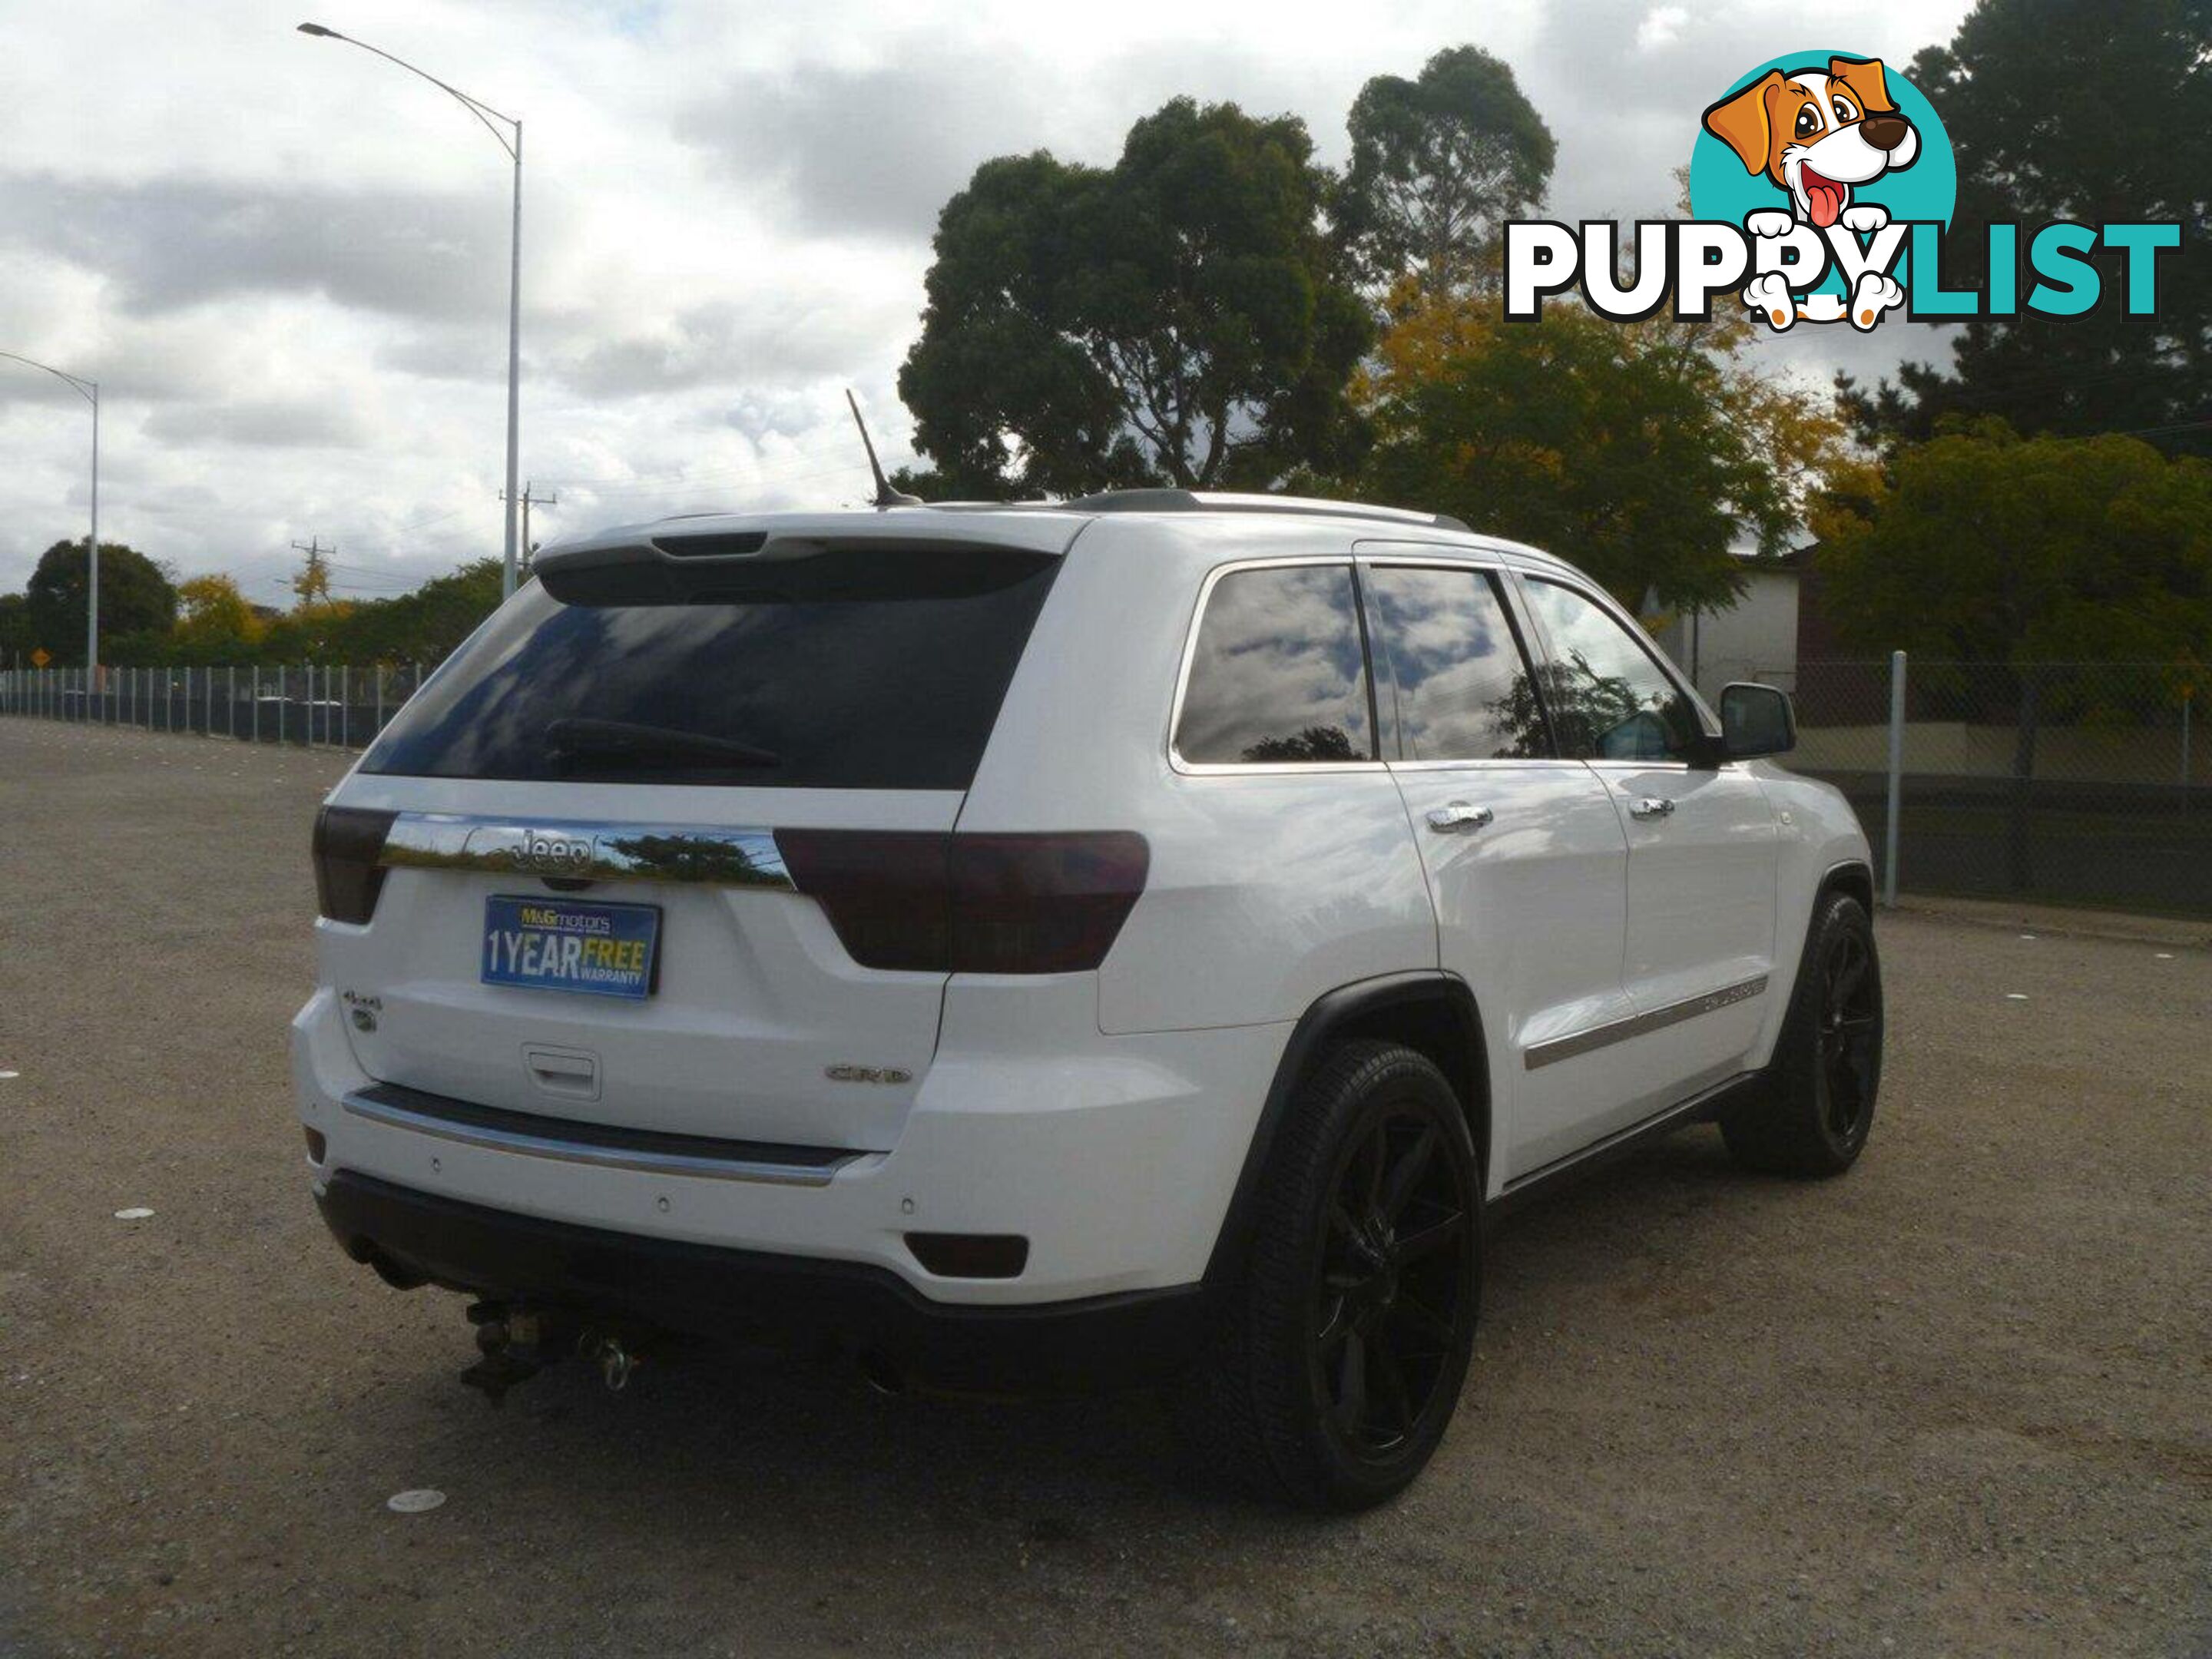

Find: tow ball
[459,1301,651,1405]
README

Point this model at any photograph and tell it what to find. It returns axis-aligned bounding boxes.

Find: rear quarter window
[1174,563,1376,766]
[360,548,1058,790]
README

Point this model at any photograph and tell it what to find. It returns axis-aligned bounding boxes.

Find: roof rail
[1060,488,1470,535]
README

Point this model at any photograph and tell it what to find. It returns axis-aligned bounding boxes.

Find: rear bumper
[293,982,1291,1307]
[316,1169,1211,1392]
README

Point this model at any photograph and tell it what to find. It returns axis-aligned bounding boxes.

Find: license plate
[482,895,661,1001]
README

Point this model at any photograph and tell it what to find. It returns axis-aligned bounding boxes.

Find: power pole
[499,481,558,577]
[290,537,335,607]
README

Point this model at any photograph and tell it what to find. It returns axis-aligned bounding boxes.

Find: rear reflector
[313,806,398,924]
[905,1233,1029,1279]
[776,830,1147,975]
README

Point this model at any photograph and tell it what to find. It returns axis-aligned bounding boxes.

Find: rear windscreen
[359,547,1059,789]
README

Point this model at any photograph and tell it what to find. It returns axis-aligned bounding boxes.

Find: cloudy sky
[1,0,1974,601]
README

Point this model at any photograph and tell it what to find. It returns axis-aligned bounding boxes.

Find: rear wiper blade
[545,717,780,768]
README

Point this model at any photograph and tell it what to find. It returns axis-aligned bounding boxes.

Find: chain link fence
[1770,659,2209,917]
[0,663,432,749]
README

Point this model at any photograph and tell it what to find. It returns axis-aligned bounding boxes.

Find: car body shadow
[349,1124,1793,1535]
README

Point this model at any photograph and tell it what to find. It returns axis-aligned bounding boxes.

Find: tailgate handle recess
[523,1045,601,1102]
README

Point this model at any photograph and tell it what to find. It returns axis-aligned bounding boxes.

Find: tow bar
[459,1301,654,1406]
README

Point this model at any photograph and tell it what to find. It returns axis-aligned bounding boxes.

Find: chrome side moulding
[1524,974,1769,1071]
[378,813,793,890]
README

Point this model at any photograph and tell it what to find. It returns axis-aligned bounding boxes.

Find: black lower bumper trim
[315,1171,1209,1395]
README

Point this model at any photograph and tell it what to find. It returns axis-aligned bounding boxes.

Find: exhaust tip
[348,1238,427,1290]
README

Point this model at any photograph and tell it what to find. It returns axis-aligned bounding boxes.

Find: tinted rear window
[360,548,1058,789]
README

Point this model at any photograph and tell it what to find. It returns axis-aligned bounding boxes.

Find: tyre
[1178,1040,1481,1511]
[1721,891,1883,1177]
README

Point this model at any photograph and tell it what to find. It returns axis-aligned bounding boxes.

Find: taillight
[777,830,1148,975]
[313,806,397,924]
[948,833,1150,973]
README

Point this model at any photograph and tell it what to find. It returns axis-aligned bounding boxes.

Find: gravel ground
[2,718,2207,1658]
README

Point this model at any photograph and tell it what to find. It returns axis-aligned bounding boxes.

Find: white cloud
[0,0,1972,596]
[1635,5,1689,49]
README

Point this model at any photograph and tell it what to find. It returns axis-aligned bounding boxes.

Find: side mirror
[1718,681,1796,759]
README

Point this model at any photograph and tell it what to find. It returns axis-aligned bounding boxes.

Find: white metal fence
[8,653,2207,917]
[0,663,432,748]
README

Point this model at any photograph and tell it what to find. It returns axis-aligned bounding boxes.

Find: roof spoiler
[530,517,1077,605]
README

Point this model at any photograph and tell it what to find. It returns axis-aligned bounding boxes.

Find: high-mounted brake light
[313,806,398,924]
[776,830,1149,975]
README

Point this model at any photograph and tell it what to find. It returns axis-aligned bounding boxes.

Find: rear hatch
[315,515,1083,1151]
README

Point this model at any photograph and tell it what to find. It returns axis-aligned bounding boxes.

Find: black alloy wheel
[1177,1040,1482,1511]
[1722,891,1884,1177]
[1816,925,1881,1145]
[1311,1103,1473,1462]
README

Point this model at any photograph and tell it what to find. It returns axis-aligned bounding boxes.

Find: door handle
[1426,802,1494,833]
[1628,796,1676,820]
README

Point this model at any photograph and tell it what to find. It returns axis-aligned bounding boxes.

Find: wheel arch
[1758,857,1878,1066]
[1200,972,1490,1294]
[1820,858,1875,916]
[1790,858,1876,1003]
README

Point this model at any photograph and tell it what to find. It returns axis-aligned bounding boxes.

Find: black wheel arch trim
[1819,858,1875,913]
[1783,859,1876,1012]
[1200,971,1490,1296]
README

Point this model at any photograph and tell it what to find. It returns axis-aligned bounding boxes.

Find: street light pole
[505,117,522,598]
[296,22,523,598]
[1,349,101,674]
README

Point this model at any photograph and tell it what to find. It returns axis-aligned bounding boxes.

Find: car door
[1355,548,1638,1185]
[1514,573,1780,1106]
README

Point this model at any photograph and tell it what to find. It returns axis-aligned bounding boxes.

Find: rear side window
[1174,564,1376,765]
[361,548,1058,789]
[1366,566,1551,760]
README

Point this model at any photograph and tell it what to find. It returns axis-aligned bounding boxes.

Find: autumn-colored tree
[1354,278,1849,610]
[252,559,502,667]
[258,598,359,663]
[290,543,335,607]
[173,574,265,657]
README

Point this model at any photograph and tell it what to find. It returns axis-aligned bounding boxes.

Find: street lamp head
[296,22,340,38]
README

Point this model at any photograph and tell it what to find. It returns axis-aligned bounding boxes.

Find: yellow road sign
[29,647,50,668]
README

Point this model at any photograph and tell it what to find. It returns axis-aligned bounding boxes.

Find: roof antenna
[846,389,922,508]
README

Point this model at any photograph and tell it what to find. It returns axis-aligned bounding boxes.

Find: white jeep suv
[295,491,1883,1509]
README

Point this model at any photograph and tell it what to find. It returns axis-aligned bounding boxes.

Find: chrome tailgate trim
[378,813,793,890]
